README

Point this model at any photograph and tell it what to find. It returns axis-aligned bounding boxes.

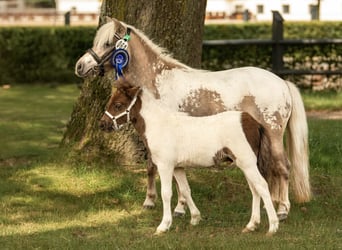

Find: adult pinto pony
[100,84,279,235]
[75,17,311,220]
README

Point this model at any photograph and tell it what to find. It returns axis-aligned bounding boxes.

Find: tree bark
[62,0,207,164]
[99,0,207,67]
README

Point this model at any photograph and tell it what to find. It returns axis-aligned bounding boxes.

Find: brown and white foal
[100,85,279,235]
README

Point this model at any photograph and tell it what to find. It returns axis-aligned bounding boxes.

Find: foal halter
[104,88,141,131]
[87,27,131,77]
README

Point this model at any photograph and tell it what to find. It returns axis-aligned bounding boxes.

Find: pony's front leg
[173,168,201,225]
[242,179,261,233]
[143,158,158,209]
[155,164,174,235]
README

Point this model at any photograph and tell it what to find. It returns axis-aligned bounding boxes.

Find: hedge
[204,21,342,39]
[0,22,341,84]
[0,26,96,84]
[202,22,342,76]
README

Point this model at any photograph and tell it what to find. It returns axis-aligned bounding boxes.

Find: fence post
[272,11,284,74]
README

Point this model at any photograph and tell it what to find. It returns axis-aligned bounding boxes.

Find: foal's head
[99,86,141,132]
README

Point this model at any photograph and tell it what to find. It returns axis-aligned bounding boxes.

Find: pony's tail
[285,81,311,203]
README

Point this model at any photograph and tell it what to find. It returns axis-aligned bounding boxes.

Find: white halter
[104,88,141,130]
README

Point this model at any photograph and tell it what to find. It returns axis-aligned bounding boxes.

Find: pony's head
[75,17,131,78]
[99,84,141,132]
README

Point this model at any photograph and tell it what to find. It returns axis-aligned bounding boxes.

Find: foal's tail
[285,81,311,203]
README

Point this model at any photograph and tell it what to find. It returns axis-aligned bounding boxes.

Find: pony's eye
[104,42,112,48]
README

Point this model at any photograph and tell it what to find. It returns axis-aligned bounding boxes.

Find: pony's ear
[115,79,131,89]
[104,16,113,23]
[111,18,126,34]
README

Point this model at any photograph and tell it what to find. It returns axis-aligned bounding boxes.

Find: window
[282,4,290,14]
[309,4,319,20]
[257,5,264,14]
[235,5,243,13]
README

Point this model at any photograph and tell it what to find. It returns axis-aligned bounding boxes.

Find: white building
[55,0,101,14]
[207,0,342,21]
[0,0,25,13]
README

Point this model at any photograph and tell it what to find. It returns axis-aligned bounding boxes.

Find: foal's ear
[126,87,141,99]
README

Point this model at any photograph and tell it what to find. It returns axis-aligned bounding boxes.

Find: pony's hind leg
[271,141,291,220]
[173,177,187,216]
[143,159,158,209]
[173,168,201,225]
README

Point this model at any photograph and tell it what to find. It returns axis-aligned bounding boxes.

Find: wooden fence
[202,11,342,89]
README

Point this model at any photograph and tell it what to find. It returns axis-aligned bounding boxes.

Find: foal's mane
[94,20,190,69]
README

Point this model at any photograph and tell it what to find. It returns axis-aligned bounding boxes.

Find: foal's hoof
[143,200,155,210]
[143,198,156,209]
[154,229,167,236]
[277,213,288,221]
[242,222,259,233]
[242,226,257,233]
[190,215,201,226]
[266,231,276,237]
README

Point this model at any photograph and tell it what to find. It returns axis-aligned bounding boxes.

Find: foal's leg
[143,158,188,214]
[241,163,279,235]
[155,163,174,234]
[242,179,261,233]
[173,168,201,225]
[143,158,158,209]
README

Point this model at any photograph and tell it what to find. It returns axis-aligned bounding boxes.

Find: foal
[100,85,279,235]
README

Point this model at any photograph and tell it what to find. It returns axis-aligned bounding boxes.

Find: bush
[202,22,342,81]
[203,21,342,40]
[0,26,96,84]
[0,22,341,84]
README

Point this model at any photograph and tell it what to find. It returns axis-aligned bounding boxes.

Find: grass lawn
[0,85,341,249]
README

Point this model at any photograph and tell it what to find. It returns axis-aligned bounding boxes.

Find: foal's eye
[114,103,123,110]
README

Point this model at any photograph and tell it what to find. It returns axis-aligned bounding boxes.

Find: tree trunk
[62,0,207,164]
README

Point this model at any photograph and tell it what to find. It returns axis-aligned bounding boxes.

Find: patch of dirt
[306,110,342,120]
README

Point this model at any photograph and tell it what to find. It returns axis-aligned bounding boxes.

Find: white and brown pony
[75,17,311,220]
[100,85,279,235]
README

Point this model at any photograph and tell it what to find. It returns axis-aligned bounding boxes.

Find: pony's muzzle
[76,63,83,76]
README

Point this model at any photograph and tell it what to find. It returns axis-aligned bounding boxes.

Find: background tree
[62,0,207,164]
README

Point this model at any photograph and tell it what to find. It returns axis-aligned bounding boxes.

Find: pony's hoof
[143,205,155,210]
[173,211,185,217]
[277,213,288,221]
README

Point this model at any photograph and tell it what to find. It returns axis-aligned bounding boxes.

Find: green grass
[0,85,341,249]
[302,90,342,111]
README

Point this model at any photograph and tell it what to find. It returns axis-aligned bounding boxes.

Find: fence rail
[202,11,341,89]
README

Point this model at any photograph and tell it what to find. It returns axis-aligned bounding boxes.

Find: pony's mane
[94,20,190,69]
[93,22,116,48]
